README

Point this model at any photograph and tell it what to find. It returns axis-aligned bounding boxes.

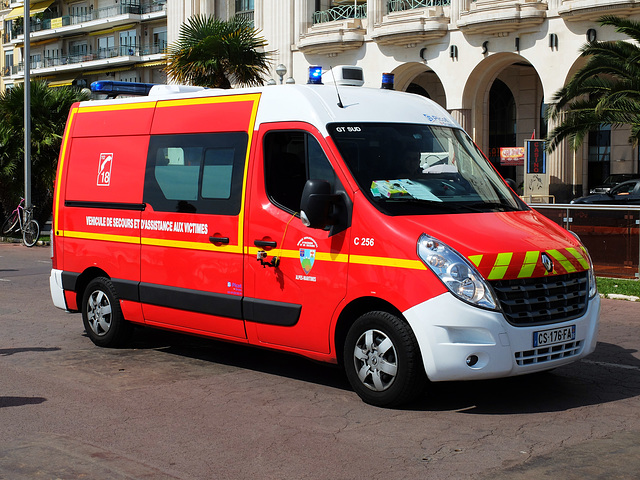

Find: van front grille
[515,340,583,366]
[490,272,589,327]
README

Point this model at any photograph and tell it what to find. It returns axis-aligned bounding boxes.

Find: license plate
[533,325,576,347]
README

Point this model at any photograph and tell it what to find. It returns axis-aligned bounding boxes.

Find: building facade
[1,0,167,91]
[3,1,640,201]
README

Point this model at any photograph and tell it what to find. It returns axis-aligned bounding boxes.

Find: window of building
[120,29,138,56]
[4,51,13,76]
[69,40,88,59]
[588,125,611,191]
[98,36,115,58]
[235,0,254,13]
[152,27,167,53]
[144,133,248,215]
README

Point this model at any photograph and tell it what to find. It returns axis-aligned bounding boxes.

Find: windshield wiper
[466,201,521,212]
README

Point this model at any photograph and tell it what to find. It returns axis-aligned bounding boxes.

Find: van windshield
[328,123,526,215]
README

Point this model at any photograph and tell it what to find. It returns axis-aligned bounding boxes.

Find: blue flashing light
[90,81,156,98]
[381,73,394,90]
[308,66,323,85]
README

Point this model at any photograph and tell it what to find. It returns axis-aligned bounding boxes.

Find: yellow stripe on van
[488,252,513,280]
[566,247,590,270]
[63,230,140,244]
[142,237,243,254]
[518,251,540,278]
[53,107,78,235]
[468,255,483,268]
[78,101,157,113]
[547,249,577,273]
[349,255,427,270]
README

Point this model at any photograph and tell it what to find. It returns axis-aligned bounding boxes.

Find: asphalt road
[1,242,640,480]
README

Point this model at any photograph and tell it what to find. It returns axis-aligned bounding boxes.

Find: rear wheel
[22,219,39,247]
[1,211,19,235]
[82,277,133,347]
[343,311,426,407]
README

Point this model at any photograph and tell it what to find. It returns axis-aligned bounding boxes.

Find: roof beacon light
[308,66,323,85]
[90,80,156,98]
[381,73,394,90]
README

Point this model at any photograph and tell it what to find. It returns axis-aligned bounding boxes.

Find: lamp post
[24,0,31,212]
[275,64,287,85]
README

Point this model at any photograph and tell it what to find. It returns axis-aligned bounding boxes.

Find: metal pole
[24,0,31,212]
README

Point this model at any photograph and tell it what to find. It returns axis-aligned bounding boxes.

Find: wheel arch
[334,296,404,367]
[73,267,110,311]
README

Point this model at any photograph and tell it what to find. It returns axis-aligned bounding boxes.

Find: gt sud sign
[524,140,549,202]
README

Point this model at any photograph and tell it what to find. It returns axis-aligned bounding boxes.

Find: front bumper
[403,291,600,382]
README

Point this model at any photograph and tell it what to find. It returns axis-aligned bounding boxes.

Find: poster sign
[500,147,525,166]
[526,140,546,174]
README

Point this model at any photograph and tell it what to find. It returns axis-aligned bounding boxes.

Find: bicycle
[1,198,40,247]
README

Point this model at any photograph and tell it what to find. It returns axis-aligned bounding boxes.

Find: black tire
[22,219,39,247]
[81,277,133,348]
[1,211,19,235]
[343,311,427,407]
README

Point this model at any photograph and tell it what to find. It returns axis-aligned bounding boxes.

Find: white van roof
[81,84,460,136]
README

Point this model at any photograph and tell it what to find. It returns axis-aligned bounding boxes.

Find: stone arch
[389,62,447,109]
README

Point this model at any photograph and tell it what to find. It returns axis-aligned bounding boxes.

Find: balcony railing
[387,0,451,13]
[12,2,167,36]
[313,4,367,24]
[235,9,254,24]
[10,45,163,74]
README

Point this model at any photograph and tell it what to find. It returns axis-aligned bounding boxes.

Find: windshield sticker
[371,179,442,202]
[423,115,455,126]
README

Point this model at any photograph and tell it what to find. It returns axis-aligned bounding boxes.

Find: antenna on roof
[330,66,345,109]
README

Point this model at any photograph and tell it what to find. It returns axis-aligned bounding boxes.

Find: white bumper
[49,269,68,311]
[403,292,600,382]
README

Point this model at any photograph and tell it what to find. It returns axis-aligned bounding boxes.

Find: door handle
[254,240,277,248]
[209,236,230,244]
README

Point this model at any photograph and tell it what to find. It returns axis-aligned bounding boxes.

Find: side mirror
[300,179,339,229]
[505,178,517,191]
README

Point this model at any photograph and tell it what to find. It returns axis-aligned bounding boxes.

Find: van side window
[144,133,247,215]
[264,131,337,213]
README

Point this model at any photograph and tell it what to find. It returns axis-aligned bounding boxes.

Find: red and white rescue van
[50,68,600,406]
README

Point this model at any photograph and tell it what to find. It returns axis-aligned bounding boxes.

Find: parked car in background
[589,174,640,194]
[573,179,640,204]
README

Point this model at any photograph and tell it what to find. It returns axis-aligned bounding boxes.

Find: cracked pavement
[1,242,639,479]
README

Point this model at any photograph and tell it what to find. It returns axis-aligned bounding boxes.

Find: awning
[48,76,77,87]
[137,60,166,68]
[5,0,55,20]
[88,66,132,75]
[88,24,137,37]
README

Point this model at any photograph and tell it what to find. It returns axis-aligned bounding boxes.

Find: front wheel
[22,219,39,247]
[343,311,427,407]
[81,277,133,347]
[1,211,19,235]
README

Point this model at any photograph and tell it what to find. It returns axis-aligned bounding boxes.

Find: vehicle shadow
[125,326,351,391]
[407,341,640,413]
[124,328,639,412]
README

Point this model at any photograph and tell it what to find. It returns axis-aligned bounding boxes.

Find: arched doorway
[489,79,517,179]
[391,62,446,109]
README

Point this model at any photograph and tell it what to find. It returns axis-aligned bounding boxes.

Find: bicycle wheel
[22,219,40,247]
[1,211,19,235]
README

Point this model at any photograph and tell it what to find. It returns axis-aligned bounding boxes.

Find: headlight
[417,234,498,310]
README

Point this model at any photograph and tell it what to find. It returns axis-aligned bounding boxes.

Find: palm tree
[0,81,89,223]
[165,15,273,89]
[546,16,640,153]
